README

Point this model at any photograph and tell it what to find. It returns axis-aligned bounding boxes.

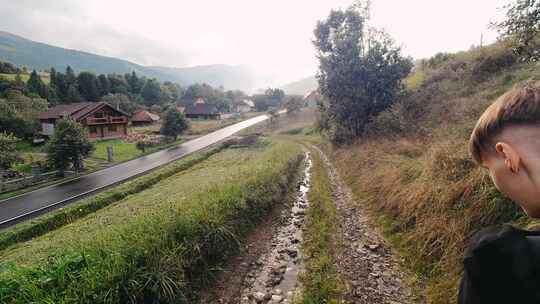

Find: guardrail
[1,171,74,193]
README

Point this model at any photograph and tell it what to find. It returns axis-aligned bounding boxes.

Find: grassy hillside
[0,137,303,303]
[330,41,540,303]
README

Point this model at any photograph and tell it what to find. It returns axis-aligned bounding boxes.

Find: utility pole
[480,33,484,48]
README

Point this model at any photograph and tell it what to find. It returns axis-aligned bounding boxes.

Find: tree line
[0,64,286,140]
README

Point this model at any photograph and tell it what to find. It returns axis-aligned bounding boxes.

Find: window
[89,126,97,134]
[108,125,117,132]
[94,112,104,118]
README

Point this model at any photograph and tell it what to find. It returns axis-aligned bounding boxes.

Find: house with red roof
[131,110,160,126]
[38,102,130,140]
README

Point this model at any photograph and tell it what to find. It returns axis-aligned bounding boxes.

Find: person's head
[469,81,540,217]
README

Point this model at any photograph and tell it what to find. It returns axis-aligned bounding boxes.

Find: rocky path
[313,146,413,304]
[203,147,414,304]
[201,152,312,304]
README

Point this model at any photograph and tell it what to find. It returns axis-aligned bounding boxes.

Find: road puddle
[239,151,312,304]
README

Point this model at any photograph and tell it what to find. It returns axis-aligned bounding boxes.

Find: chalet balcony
[86,116,128,125]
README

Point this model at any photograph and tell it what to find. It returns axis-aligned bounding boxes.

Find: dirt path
[202,146,413,304]
[312,146,413,304]
[201,152,312,304]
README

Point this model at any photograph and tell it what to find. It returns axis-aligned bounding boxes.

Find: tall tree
[77,72,100,101]
[141,79,162,105]
[65,66,77,86]
[108,74,129,95]
[314,2,412,143]
[66,84,82,102]
[160,108,189,140]
[27,70,46,97]
[97,74,111,96]
[494,0,540,61]
[46,118,93,174]
[127,71,142,94]
[49,67,57,88]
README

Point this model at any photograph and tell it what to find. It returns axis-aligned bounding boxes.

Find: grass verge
[298,148,343,304]
[0,145,224,252]
[0,138,303,303]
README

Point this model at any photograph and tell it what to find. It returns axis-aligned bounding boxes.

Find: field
[0,136,304,303]
[0,72,50,84]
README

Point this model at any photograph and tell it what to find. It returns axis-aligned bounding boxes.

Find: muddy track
[200,152,312,304]
[311,145,413,304]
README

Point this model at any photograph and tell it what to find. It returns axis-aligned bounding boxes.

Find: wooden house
[38,102,130,140]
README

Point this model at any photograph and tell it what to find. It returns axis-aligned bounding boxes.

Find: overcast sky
[0,0,509,84]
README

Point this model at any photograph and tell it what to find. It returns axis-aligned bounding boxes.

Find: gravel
[313,146,413,304]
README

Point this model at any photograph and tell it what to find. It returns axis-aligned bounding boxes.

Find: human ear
[495,142,521,173]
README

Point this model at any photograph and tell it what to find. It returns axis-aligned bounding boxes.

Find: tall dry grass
[331,40,540,302]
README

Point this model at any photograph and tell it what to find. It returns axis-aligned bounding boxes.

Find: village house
[303,90,322,108]
[185,103,221,119]
[235,99,255,113]
[131,110,160,126]
[38,102,130,140]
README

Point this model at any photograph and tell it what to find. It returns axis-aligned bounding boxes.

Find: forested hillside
[0,31,262,91]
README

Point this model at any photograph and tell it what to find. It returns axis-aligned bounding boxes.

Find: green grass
[0,73,50,84]
[0,146,224,252]
[298,149,343,304]
[15,141,38,153]
[91,139,139,162]
[0,137,303,303]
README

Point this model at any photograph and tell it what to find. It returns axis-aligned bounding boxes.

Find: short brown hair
[469,81,540,164]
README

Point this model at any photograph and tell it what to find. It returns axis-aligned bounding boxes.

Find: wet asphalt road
[0,114,270,228]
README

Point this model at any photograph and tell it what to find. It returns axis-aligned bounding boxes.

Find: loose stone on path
[312,145,414,304]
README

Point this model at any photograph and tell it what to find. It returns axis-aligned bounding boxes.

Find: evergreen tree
[66,84,82,102]
[27,70,46,98]
[46,118,93,174]
[47,85,60,105]
[49,67,57,88]
[54,72,68,103]
[160,109,189,140]
[77,72,100,101]
[127,71,142,94]
[97,74,110,96]
[65,66,76,86]
[141,79,162,105]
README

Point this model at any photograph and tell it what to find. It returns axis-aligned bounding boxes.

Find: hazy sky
[0,0,509,84]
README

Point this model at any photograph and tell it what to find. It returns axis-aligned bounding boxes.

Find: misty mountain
[0,31,265,91]
[281,75,317,95]
[150,65,267,91]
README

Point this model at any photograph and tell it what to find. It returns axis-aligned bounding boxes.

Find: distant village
[0,61,320,194]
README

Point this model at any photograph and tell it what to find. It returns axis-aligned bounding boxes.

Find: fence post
[107,146,114,162]
[31,165,42,183]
